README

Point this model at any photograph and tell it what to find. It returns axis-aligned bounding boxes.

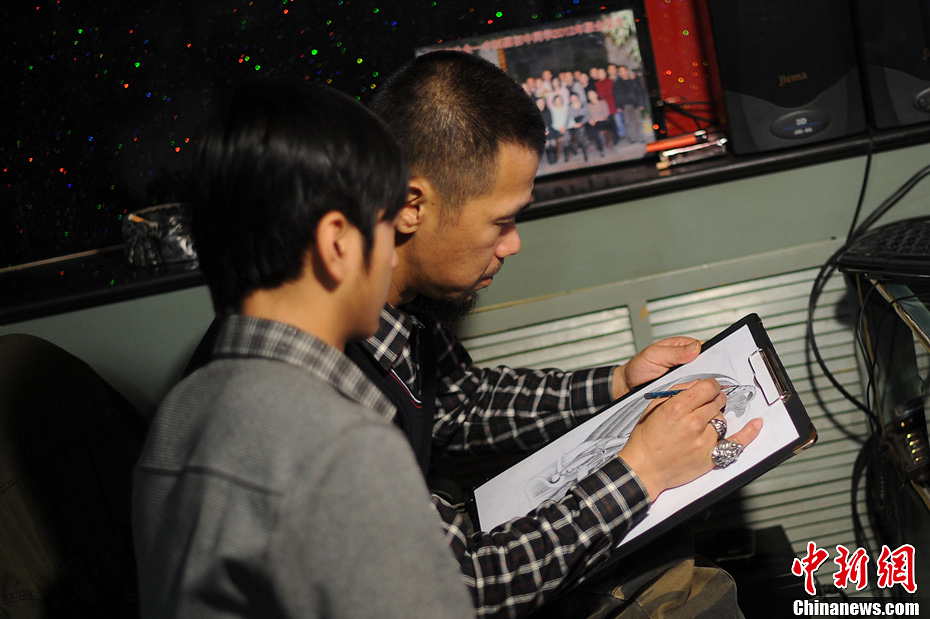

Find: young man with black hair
[132,81,474,619]
[357,51,761,618]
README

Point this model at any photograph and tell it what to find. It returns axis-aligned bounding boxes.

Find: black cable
[846,135,873,243]
[854,284,881,432]
[850,291,922,597]
[852,162,930,239]
[807,161,930,423]
[850,433,883,598]
[805,150,930,601]
[660,105,715,124]
[807,260,874,418]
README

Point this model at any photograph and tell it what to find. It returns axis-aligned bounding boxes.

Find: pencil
[643,389,685,400]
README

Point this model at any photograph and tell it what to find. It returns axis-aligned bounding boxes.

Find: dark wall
[3,0,640,268]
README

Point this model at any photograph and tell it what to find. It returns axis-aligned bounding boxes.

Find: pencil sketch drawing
[525,373,757,505]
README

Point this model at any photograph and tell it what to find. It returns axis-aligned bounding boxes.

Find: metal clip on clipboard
[748,347,818,454]
[748,348,790,405]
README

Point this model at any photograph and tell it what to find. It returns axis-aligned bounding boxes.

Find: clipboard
[468,313,817,568]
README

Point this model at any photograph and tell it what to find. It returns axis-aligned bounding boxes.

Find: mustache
[483,260,504,280]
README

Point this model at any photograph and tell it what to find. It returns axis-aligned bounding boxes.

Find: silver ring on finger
[711,439,744,469]
[708,417,727,441]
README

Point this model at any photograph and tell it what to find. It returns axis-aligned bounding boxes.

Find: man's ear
[312,211,355,288]
[395,175,437,235]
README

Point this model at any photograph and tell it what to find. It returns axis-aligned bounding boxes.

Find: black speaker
[706,0,866,154]
[854,1,930,129]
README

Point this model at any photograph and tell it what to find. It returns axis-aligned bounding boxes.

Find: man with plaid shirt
[356,51,762,618]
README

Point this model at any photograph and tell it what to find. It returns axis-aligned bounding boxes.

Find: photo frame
[418,4,662,178]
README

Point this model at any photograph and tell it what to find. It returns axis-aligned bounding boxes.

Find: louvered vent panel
[646,267,876,585]
[461,307,635,371]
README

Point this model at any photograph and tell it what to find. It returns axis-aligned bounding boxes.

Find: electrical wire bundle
[806,142,930,599]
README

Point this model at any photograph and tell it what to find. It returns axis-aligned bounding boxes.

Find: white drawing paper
[474,324,801,543]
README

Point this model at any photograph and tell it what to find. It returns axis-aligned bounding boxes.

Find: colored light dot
[77,28,84,34]
[27,157,34,162]
[109,279,116,286]
[244,55,250,61]
[123,82,130,88]
[238,57,244,63]
[134,61,141,68]
[665,69,672,76]
[184,137,190,143]
[531,13,538,19]
[677,77,685,83]
[58,167,66,173]
[97,203,103,209]
[27,64,34,70]
[356,57,363,64]
[495,11,502,17]
[370,83,377,89]
[373,7,380,13]
[311,49,319,55]
[145,91,152,97]
[64,231,69,237]
[487,19,494,24]
[174,147,181,152]
[283,8,288,14]
[653,123,660,130]
[254,64,261,70]
[682,29,690,36]
[87,136,94,142]
[372,71,379,77]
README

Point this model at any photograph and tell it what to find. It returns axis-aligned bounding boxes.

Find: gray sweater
[133,317,473,619]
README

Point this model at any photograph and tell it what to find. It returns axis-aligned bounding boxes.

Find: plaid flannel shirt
[361,305,651,618]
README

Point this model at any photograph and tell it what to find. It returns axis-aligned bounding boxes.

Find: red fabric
[595,79,617,114]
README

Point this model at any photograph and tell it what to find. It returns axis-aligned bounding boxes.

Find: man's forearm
[432,458,650,618]
[434,363,615,455]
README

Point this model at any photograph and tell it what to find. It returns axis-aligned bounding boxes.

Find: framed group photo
[418,5,660,177]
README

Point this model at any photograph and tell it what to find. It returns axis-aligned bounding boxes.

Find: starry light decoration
[3,0,707,270]
[642,0,718,137]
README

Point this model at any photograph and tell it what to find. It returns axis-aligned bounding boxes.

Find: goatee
[404,291,479,327]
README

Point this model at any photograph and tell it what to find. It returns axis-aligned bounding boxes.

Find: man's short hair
[370,51,544,213]
[193,81,407,313]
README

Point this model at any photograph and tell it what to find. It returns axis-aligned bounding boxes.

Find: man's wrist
[617,448,661,503]
[610,364,630,400]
